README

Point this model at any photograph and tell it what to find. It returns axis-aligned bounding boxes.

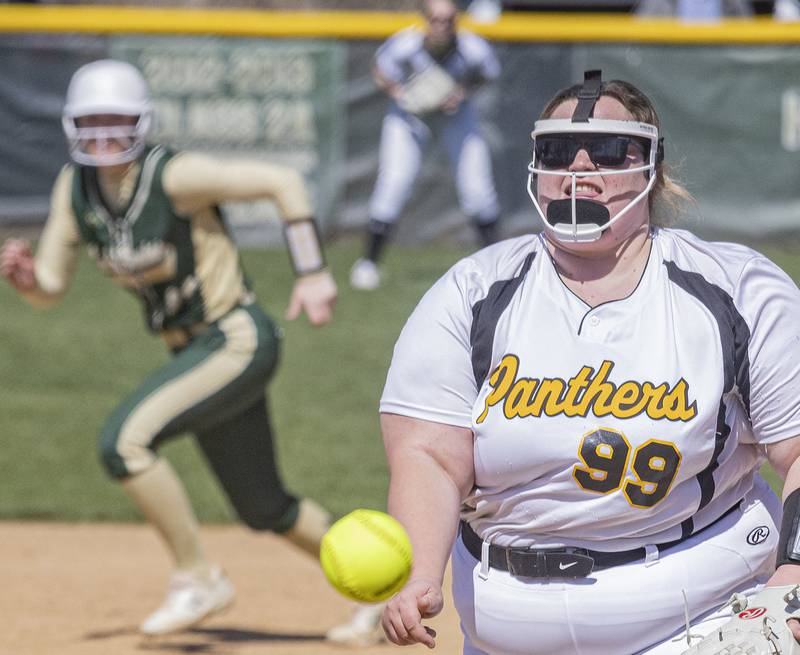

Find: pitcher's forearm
[387,448,463,585]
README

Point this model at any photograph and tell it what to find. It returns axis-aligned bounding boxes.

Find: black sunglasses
[535,133,649,169]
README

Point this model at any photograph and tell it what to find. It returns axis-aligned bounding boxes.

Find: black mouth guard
[546,199,610,227]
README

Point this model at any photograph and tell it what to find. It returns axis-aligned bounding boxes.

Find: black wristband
[777,487,800,568]
[283,217,326,277]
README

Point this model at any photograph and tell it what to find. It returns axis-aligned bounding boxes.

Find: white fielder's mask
[61,59,153,167]
[526,71,664,243]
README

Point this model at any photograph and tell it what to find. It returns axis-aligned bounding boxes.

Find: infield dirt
[1,522,462,655]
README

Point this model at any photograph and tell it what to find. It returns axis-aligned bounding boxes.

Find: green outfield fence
[1,5,798,242]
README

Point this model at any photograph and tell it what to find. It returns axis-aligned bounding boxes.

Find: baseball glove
[397,63,458,115]
[682,585,800,655]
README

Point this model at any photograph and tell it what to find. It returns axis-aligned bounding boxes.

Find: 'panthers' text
[476,354,698,424]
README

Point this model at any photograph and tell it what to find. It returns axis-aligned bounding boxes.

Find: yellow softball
[320,509,413,603]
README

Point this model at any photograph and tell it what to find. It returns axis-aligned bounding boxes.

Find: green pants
[98,303,298,532]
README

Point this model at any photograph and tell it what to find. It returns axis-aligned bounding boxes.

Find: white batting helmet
[62,59,153,167]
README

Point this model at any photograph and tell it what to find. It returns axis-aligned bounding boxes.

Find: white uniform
[381,228,800,654]
[369,27,501,225]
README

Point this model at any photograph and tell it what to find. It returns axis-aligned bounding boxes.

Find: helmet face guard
[61,59,153,167]
[527,118,662,243]
[525,69,664,244]
[62,114,151,167]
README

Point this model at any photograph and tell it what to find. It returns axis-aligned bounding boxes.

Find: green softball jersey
[25,146,313,334]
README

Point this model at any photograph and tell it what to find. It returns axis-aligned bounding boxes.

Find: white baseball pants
[452,476,781,655]
[368,105,499,224]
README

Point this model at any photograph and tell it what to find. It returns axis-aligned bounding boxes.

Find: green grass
[0,241,472,522]
[0,237,795,523]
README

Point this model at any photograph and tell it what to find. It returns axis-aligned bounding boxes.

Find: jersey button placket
[579,312,604,341]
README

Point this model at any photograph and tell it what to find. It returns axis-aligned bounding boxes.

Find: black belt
[460,503,740,579]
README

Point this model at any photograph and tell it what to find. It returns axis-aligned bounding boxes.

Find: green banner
[571,45,800,235]
[111,36,345,245]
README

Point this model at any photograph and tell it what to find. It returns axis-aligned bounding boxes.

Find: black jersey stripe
[665,260,751,513]
[470,252,536,387]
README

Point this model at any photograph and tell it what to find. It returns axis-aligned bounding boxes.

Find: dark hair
[540,79,692,226]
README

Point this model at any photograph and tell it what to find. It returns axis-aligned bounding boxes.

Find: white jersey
[375,27,500,89]
[381,228,800,551]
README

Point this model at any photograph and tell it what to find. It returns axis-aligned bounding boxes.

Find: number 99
[573,429,681,508]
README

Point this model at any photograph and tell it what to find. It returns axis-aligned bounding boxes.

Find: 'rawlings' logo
[746,526,770,545]
[738,607,767,620]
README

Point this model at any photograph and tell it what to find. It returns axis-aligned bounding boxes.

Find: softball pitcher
[0,59,380,644]
[350,0,502,291]
[378,71,800,654]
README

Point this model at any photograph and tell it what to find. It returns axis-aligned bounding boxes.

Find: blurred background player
[0,58,380,644]
[349,0,502,291]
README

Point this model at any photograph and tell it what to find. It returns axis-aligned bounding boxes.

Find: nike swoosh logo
[559,561,578,570]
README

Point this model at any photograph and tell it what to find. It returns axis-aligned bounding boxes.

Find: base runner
[1,58,382,645]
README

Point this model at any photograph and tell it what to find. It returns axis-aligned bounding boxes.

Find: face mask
[527,118,663,243]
